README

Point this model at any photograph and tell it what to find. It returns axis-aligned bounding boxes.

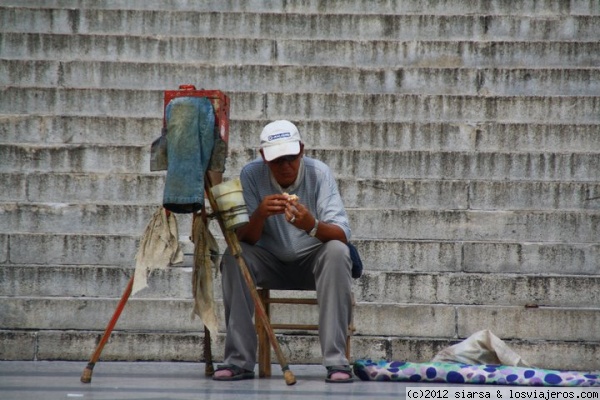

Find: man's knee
[324,240,350,259]
[320,240,352,275]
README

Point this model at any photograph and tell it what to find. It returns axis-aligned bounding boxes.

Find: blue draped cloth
[163,96,215,213]
[353,359,600,387]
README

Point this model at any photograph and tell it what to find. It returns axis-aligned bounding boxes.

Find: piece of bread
[283,192,299,202]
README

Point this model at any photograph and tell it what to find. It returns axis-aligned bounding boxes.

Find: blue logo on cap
[268,132,291,142]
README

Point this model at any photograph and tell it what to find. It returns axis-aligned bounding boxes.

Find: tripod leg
[80,275,134,383]
[203,326,214,376]
[229,247,296,385]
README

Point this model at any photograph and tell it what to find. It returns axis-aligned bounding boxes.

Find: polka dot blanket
[353,360,600,387]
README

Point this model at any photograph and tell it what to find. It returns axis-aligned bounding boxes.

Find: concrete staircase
[1,0,599,371]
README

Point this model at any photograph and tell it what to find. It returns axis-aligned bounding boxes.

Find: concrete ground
[0,360,416,400]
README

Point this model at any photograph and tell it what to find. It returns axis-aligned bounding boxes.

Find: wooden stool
[255,288,355,377]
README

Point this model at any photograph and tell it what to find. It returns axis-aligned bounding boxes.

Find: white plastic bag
[432,329,531,367]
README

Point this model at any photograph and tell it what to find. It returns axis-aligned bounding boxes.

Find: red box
[163,84,230,144]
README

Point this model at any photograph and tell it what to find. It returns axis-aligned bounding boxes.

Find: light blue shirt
[240,156,351,262]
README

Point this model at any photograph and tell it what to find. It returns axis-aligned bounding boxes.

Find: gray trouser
[220,240,353,371]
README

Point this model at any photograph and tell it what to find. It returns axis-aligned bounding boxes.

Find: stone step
[3,0,598,16]
[0,144,251,178]
[2,203,599,243]
[0,233,592,276]
[361,271,600,307]
[3,144,600,182]
[3,329,598,371]
[2,296,599,343]
[0,203,191,235]
[3,265,600,308]
[466,180,600,211]
[0,172,164,204]
[345,179,600,211]
[0,265,196,300]
[0,296,214,332]
[3,234,600,275]
[5,60,600,97]
[4,8,599,41]
[2,115,600,155]
[2,88,598,124]
[0,114,159,146]
[0,233,141,267]
[350,209,600,243]
[360,303,600,342]
[347,240,600,275]
[312,149,600,181]
[4,33,599,68]
[4,172,600,211]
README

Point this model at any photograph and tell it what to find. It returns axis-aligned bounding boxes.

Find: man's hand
[256,194,289,219]
[284,197,315,233]
[284,195,347,243]
[239,192,345,244]
[236,194,289,244]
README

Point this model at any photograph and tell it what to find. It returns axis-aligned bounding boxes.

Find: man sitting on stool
[214,120,354,383]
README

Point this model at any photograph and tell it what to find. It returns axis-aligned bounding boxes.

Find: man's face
[262,143,304,188]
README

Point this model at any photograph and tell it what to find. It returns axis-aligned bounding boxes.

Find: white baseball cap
[259,120,302,162]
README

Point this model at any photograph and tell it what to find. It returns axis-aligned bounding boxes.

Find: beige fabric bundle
[132,207,184,296]
[432,329,531,367]
[190,215,220,339]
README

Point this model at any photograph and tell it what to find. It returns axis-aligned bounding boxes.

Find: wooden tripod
[80,179,296,384]
[81,86,295,385]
